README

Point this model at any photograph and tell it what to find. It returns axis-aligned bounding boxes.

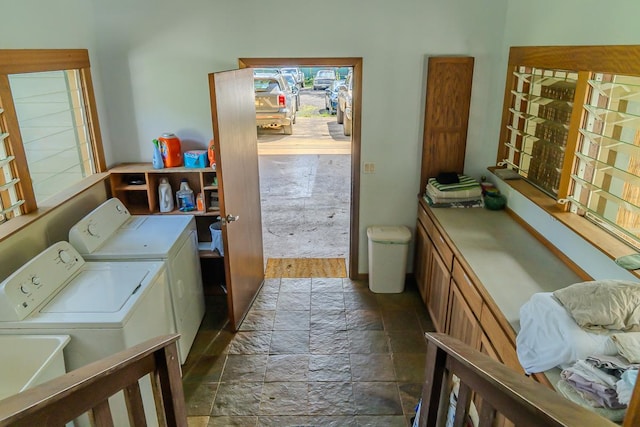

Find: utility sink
[0,335,70,400]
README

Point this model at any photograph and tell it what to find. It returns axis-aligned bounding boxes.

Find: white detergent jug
[158,178,174,212]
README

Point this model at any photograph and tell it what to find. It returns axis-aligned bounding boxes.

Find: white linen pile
[516,280,640,421]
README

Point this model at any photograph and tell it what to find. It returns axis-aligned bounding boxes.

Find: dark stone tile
[398,382,423,417]
[211,382,262,416]
[350,354,395,381]
[265,354,309,382]
[183,354,226,383]
[309,354,351,381]
[252,292,279,310]
[311,292,345,310]
[311,277,344,292]
[208,416,258,426]
[239,310,276,331]
[261,278,281,293]
[260,382,308,415]
[269,330,310,354]
[348,330,389,354]
[393,353,427,383]
[257,415,357,427]
[375,291,424,311]
[310,310,347,331]
[344,291,379,310]
[308,382,355,415]
[387,330,428,354]
[220,354,268,382]
[355,415,407,426]
[273,310,310,330]
[342,278,369,292]
[309,330,350,354]
[277,292,311,310]
[381,310,422,331]
[183,381,218,416]
[227,331,272,354]
[280,278,312,293]
[352,382,403,415]
[346,310,384,330]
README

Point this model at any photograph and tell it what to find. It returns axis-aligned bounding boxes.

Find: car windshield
[283,74,296,86]
[317,70,335,78]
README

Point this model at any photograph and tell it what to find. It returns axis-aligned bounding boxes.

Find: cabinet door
[447,281,480,349]
[414,220,429,301]
[420,56,474,187]
[425,242,451,333]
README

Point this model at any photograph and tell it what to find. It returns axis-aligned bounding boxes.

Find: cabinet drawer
[452,259,482,316]
[480,306,523,374]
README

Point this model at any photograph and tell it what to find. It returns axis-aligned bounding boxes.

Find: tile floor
[181,277,434,426]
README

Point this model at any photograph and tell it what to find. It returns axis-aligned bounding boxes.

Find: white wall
[482,0,640,281]
[89,0,508,273]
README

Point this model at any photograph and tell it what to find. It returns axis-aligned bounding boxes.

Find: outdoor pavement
[258,90,351,265]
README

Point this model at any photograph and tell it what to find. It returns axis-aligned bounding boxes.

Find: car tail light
[278,94,286,107]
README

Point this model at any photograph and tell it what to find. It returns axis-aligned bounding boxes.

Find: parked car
[280,67,304,88]
[254,74,296,134]
[336,71,353,136]
[313,69,336,90]
[281,73,300,110]
[253,68,280,76]
[324,79,345,114]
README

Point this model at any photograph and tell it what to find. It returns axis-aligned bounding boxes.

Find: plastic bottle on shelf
[158,178,174,213]
[176,179,195,212]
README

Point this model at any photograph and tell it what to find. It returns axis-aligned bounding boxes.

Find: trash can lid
[367,226,411,243]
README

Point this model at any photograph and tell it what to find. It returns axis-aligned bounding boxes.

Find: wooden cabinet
[108,163,222,258]
[425,240,451,333]
[420,56,474,189]
[447,280,481,349]
[414,220,429,301]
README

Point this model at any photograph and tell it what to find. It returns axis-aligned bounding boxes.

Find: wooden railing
[420,332,640,427]
[0,334,187,427]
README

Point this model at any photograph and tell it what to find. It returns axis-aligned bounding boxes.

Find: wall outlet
[363,162,375,174]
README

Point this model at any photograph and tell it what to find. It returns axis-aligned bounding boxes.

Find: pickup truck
[254,74,297,135]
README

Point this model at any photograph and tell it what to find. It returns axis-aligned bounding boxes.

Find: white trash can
[367,225,412,293]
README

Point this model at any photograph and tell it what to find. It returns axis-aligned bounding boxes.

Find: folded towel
[426,182,483,200]
[617,369,638,405]
[556,380,627,422]
[428,175,480,192]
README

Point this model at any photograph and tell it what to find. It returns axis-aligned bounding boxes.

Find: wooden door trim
[238,57,362,280]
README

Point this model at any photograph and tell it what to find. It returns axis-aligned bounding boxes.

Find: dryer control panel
[69,198,131,254]
[0,242,84,321]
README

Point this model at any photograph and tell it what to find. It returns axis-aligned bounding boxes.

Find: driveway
[258,89,351,264]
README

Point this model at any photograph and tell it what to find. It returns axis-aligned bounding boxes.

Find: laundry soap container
[367,225,411,293]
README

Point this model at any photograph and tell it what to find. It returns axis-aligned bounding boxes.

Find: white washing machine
[68,198,205,364]
[0,241,173,426]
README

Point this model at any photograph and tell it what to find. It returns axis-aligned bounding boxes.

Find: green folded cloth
[428,175,479,192]
[615,254,640,270]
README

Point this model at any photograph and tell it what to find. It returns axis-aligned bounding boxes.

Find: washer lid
[41,268,149,313]
[82,215,193,259]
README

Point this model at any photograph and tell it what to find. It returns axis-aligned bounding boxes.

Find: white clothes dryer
[68,198,205,364]
[0,241,173,426]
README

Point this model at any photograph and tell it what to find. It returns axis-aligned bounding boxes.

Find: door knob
[218,214,239,225]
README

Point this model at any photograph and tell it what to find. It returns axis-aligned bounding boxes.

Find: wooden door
[447,281,481,349]
[414,220,429,301]
[420,56,474,188]
[208,68,264,331]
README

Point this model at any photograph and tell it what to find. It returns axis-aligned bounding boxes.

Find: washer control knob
[87,223,98,236]
[20,282,32,294]
[31,276,41,286]
[58,249,73,264]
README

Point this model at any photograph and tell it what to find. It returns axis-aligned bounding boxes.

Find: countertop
[427,204,584,330]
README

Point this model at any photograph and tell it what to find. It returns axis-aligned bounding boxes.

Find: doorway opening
[239,58,362,279]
